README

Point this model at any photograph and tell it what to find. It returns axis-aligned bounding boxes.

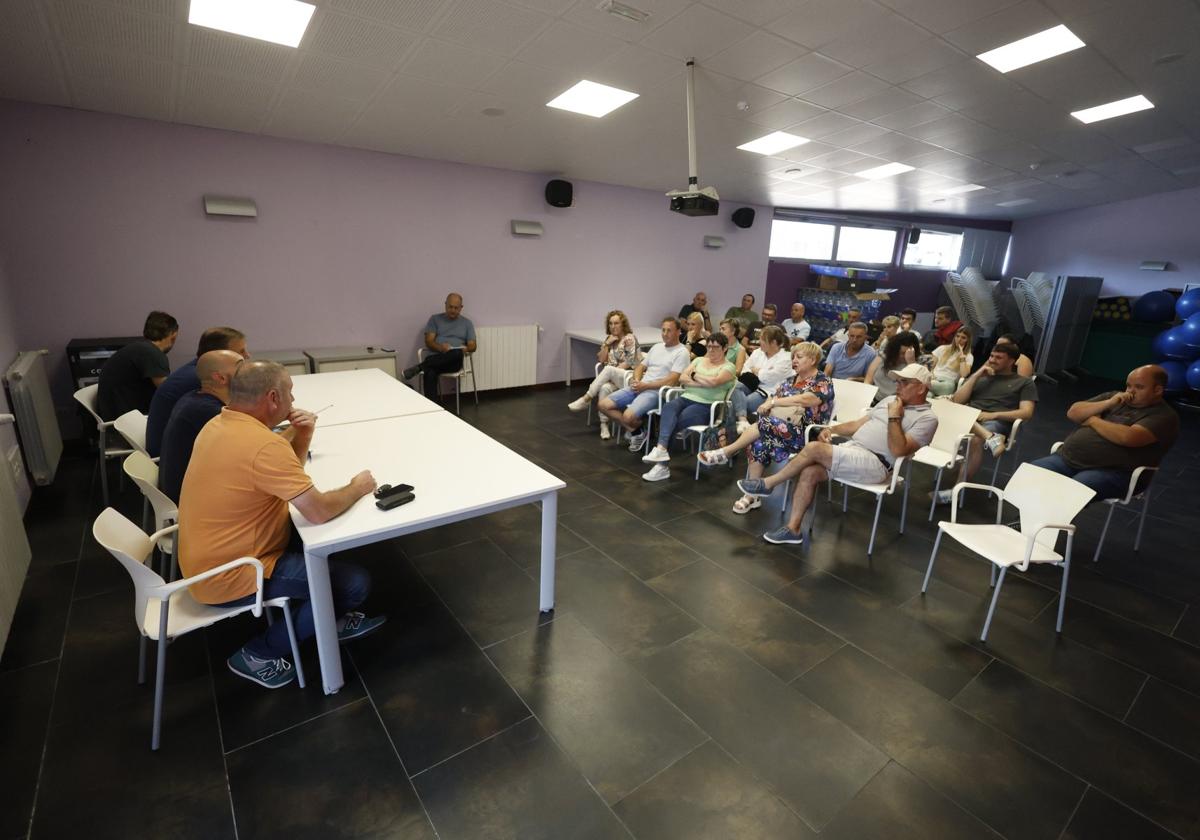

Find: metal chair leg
[899,462,911,534]
[1091,503,1117,563]
[280,601,306,689]
[980,567,1007,642]
[1134,493,1151,552]
[928,467,943,521]
[1057,534,1074,633]
[867,493,884,555]
[98,427,110,508]
[842,484,849,513]
[151,604,169,751]
[921,530,943,592]
[138,635,148,685]
[471,365,479,407]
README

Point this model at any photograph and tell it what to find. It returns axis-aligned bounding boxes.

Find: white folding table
[291,410,565,694]
[564,327,663,386]
[290,368,443,426]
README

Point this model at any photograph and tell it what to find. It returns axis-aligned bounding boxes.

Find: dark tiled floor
[3,376,1200,839]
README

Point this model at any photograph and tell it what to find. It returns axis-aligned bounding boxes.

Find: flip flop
[698,449,729,466]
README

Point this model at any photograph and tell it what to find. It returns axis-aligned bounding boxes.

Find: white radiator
[0,414,32,656]
[471,325,539,391]
[5,350,63,485]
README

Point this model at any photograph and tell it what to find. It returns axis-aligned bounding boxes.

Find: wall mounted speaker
[908,228,921,244]
[203,195,257,217]
[703,235,726,248]
[731,207,755,228]
[511,220,544,237]
[545,179,573,207]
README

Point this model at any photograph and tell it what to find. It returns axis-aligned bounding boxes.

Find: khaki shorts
[830,441,890,484]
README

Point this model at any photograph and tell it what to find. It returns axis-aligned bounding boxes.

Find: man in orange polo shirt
[179,360,382,689]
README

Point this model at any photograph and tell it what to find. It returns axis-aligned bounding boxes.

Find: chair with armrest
[122,452,179,580]
[1049,441,1157,563]
[911,399,981,520]
[416,347,478,414]
[73,384,133,509]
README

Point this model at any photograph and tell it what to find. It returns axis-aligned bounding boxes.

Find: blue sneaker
[227,648,295,689]
[737,478,771,497]
[337,612,387,643]
[762,525,805,545]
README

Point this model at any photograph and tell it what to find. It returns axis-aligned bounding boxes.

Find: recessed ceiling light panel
[997,198,1036,207]
[941,183,985,195]
[546,80,639,117]
[188,0,316,48]
[977,24,1085,73]
[1070,94,1154,124]
[855,162,915,180]
[736,131,810,156]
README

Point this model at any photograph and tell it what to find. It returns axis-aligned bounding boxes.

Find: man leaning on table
[179,360,385,690]
[402,292,477,397]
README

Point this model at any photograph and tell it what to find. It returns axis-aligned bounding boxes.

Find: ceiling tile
[327,0,451,31]
[872,99,953,129]
[772,0,882,50]
[874,0,1025,35]
[177,67,276,133]
[640,4,756,61]
[401,38,508,87]
[68,51,173,121]
[755,52,853,96]
[820,13,930,69]
[700,0,799,27]
[432,0,552,56]
[970,141,1046,169]
[742,97,827,130]
[589,45,686,94]
[698,73,789,114]
[839,88,924,121]
[821,122,891,149]
[773,140,838,161]
[508,0,577,13]
[480,60,578,108]
[310,11,421,68]
[266,91,366,144]
[789,110,864,139]
[515,20,627,72]
[801,71,891,108]
[291,54,392,101]
[0,0,69,106]
[705,30,808,82]
[802,149,883,173]
[185,28,295,83]
[851,131,944,160]
[1009,48,1134,107]
[861,37,966,83]
[562,0,691,42]
[942,0,1063,56]
[49,0,174,61]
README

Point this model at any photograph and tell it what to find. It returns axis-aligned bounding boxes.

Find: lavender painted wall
[0,100,770,423]
[1009,185,1200,297]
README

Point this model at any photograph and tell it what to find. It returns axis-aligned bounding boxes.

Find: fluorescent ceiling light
[855,162,914,180]
[941,183,986,195]
[737,131,810,156]
[546,80,639,117]
[977,24,1085,73]
[997,198,1036,207]
[1070,94,1154,124]
[188,0,315,47]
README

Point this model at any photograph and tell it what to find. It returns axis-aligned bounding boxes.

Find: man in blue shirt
[146,326,248,456]
[401,293,477,397]
[158,350,243,502]
[824,322,876,381]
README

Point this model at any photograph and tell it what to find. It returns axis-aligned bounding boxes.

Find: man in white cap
[737,363,939,545]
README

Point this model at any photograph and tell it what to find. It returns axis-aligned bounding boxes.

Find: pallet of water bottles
[1092,296,1132,321]
[796,288,885,342]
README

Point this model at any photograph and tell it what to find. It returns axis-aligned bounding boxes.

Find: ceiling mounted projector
[667,59,719,217]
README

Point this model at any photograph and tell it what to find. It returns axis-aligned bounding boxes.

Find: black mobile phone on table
[376,491,415,511]
[374,483,414,498]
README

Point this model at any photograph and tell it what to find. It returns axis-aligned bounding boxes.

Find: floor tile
[1022,561,1187,634]
[0,561,75,672]
[954,660,1200,839]
[0,661,56,838]
[612,741,815,840]
[574,468,699,525]
[560,505,699,580]
[1125,677,1200,761]
[1172,605,1199,646]
[1061,787,1180,840]
[478,504,590,571]
[412,716,629,840]
[796,646,1084,840]
[649,559,844,681]
[657,512,813,594]
[777,572,991,699]
[487,616,706,804]
[638,630,886,831]
[227,699,435,839]
[72,530,131,600]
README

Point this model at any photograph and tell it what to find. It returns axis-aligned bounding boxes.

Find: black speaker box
[545,179,573,207]
[732,207,755,228]
[908,228,921,244]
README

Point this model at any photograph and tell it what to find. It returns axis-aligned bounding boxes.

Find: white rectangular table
[564,326,663,386]
[291,410,565,694]
[290,368,443,426]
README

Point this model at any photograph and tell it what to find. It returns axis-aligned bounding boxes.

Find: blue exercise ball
[1188,358,1200,391]
[1134,290,1177,322]
[1181,312,1200,349]
[1161,360,1188,393]
[1152,326,1193,360]
[1177,289,1200,320]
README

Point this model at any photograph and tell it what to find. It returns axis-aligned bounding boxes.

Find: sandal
[698,449,729,466]
[732,495,762,515]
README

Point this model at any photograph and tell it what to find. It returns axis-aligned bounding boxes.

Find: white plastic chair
[921,463,1095,641]
[92,507,305,750]
[73,384,133,508]
[122,452,179,580]
[417,347,478,414]
[990,417,1024,485]
[911,400,981,520]
[114,410,154,459]
[800,378,878,505]
[1049,441,1157,563]
[627,384,674,453]
[649,388,733,479]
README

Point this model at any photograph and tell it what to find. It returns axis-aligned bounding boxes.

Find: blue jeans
[730,382,767,420]
[218,549,372,659]
[1028,453,1131,501]
[657,398,712,447]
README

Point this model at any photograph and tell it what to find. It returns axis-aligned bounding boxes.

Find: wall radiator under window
[0,414,31,655]
[5,350,63,486]
[471,325,539,391]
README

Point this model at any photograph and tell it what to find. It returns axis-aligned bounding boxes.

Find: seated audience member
[158,350,242,502]
[820,307,864,350]
[719,319,748,374]
[179,360,384,689]
[934,342,1037,503]
[724,293,757,331]
[824,322,876,381]
[923,306,963,353]
[899,309,921,342]
[745,303,779,348]
[683,311,710,357]
[995,333,1035,376]
[929,326,973,397]
[146,326,249,457]
[401,292,476,397]
[700,342,833,514]
[781,302,810,341]
[1029,364,1179,499]
[730,325,792,433]
[568,310,640,440]
[641,334,736,481]
[866,331,921,402]
[738,364,938,544]
[678,291,712,332]
[598,318,690,452]
[874,315,901,353]
[96,310,179,420]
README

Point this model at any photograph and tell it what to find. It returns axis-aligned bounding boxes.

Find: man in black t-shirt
[678,291,712,332]
[158,350,242,502]
[96,310,179,420]
[1030,365,1179,500]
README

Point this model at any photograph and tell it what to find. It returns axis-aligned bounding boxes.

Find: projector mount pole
[685,58,698,190]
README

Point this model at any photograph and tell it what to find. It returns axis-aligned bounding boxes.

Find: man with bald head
[402,292,477,398]
[180,360,383,689]
[158,349,242,503]
[1030,364,1179,499]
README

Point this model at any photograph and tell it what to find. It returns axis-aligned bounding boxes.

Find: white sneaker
[984,433,1006,456]
[568,395,591,412]
[628,431,647,452]
[642,464,670,482]
[599,418,611,440]
[642,444,670,464]
[735,418,750,434]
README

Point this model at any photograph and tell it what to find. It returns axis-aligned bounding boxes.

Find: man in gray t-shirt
[401,293,477,397]
[738,363,939,545]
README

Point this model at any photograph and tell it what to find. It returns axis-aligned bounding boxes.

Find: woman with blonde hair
[683,311,710,357]
[874,315,901,353]
[929,325,973,396]
[568,310,640,439]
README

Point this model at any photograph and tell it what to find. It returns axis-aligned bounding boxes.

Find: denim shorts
[608,387,660,419]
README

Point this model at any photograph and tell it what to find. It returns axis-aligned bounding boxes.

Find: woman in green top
[720,318,747,374]
[641,333,736,477]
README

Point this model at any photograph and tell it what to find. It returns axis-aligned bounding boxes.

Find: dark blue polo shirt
[146,358,199,457]
[158,390,222,503]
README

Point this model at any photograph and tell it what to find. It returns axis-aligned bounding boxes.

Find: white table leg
[566,337,573,386]
[539,491,558,612]
[304,547,343,694]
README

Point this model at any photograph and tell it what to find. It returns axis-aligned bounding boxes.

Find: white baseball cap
[888,363,931,387]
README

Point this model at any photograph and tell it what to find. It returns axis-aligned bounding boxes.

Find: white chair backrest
[830,379,878,423]
[114,410,150,455]
[927,399,981,452]
[93,507,167,628]
[74,384,104,425]
[1004,463,1096,549]
[122,452,178,526]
